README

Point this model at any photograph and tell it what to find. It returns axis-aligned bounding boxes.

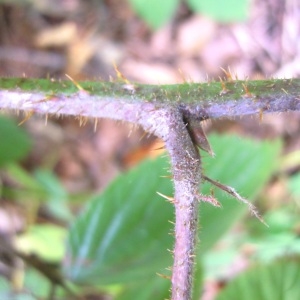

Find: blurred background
[0,0,300,299]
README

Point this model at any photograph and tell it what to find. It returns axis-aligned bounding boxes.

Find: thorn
[153,145,165,151]
[234,71,239,80]
[259,109,264,122]
[139,131,147,141]
[220,66,234,81]
[94,118,98,132]
[156,273,171,280]
[19,111,34,125]
[242,82,254,98]
[197,194,221,207]
[76,115,88,127]
[160,175,173,179]
[127,124,135,137]
[156,192,176,203]
[113,62,131,84]
[178,68,188,83]
[219,77,231,95]
[210,187,215,197]
[203,175,268,226]
[65,74,86,92]
[187,119,215,157]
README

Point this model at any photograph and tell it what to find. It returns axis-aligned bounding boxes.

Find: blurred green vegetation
[128,0,250,29]
[2,115,299,300]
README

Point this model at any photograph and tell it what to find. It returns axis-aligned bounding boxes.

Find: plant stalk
[151,108,201,300]
[1,77,300,299]
[0,78,300,121]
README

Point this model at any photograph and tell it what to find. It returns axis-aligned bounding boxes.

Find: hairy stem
[0,77,300,300]
[0,78,299,122]
[163,110,201,300]
[133,107,201,300]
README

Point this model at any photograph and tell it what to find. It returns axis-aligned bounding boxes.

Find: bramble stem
[148,108,201,300]
[1,77,300,300]
[0,78,300,122]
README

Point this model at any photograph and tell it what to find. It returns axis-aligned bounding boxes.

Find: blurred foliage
[128,0,250,29]
[216,256,300,300]
[289,171,300,198]
[0,116,31,167]
[187,0,250,23]
[128,0,180,30]
[0,116,298,299]
[0,268,68,300]
[16,224,66,262]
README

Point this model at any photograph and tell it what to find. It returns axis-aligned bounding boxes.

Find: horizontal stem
[0,78,299,123]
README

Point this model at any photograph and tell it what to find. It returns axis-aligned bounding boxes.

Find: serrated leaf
[128,0,179,30]
[216,257,300,300]
[0,116,31,166]
[64,134,281,286]
[187,0,249,22]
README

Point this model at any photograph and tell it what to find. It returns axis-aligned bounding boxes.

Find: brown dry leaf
[176,15,216,57]
[66,37,95,75]
[122,139,165,168]
[150,24,174,57]
[91,37,124,67]
[200,31,243,76]
[122,59,179,83]
[35,22,77,48]
[32,0,80,16]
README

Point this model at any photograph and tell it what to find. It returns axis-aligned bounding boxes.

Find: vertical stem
[172,184,200,300]
[152,108,201,300]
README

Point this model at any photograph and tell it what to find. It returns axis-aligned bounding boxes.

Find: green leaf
[64,134,281,286]
[64,155,174,284]
[187,0,250,22]
[0,268,66,299]
[192,258,204,300]
[128,0,179,30]
[34,169,73,222]
[5,163,41,191]
[0,116,31,166]
[16,224,67,262]
[199,135,282,251]
[288,172,300,197]
[116,276,170,300]
[23,268,57,299]
[216,256,300,300]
